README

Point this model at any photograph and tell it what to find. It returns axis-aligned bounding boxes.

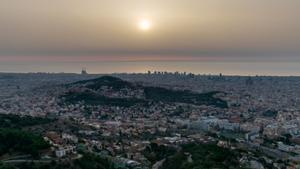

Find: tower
[81,68,88,75]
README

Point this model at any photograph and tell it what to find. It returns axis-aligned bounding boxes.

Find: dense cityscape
[0,72,300,169]
[1,0,299,168]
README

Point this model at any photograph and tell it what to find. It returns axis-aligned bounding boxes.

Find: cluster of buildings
[1,72,300,168]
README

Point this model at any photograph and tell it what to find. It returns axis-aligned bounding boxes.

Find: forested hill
[62,76,228,108]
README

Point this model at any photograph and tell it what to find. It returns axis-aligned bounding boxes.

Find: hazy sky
[0,0,300,62]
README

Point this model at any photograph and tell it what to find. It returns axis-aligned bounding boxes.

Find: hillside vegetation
[0,114,54,129]
[0,128,49,158]
[62,76,228,108]
[162,144,245,169]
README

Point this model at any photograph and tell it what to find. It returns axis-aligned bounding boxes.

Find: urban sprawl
[0,72,300,169]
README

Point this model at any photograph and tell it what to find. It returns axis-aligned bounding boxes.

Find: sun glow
[138,19,152,31]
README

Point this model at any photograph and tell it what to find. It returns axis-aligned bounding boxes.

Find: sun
[138,19,152,31]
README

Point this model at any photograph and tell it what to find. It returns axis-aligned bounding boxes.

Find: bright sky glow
[0,0,299,64]
[138,19,152,31]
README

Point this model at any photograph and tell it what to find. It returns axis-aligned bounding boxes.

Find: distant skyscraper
[81,68,88,75]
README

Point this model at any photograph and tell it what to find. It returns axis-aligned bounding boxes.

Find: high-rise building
[81,68,88,75]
